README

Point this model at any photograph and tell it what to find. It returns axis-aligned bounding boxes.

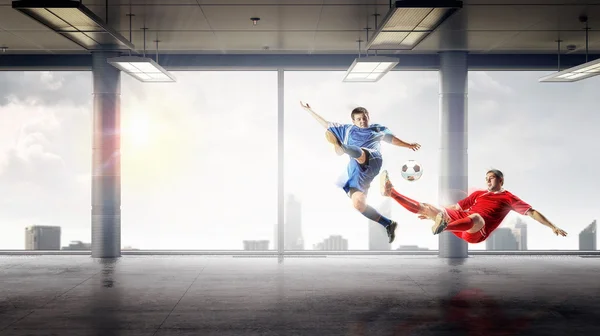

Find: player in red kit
[379,169,567,243]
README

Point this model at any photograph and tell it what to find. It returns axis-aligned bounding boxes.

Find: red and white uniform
[444,189,532,244]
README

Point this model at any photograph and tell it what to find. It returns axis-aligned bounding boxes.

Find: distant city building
[61,241,140,251]
[62,241,91,250]
[511,218,528,250]
[274,194,304,250]
[369,199,391,251]
[396,245,429,251]
[313,235,348,251]
[122,246,139,251]
[486,227,518,250]
[579,220,597,251]
[25,225,61,250]
[243,240,270,251]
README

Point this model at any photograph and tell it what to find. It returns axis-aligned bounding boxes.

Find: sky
[0,69,598,250]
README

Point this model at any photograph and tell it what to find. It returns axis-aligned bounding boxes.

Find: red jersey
[457,189,532,232]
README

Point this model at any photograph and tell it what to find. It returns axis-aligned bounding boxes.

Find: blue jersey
[327,122,393,153]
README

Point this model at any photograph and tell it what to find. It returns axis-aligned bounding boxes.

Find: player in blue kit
[300,101,421,243]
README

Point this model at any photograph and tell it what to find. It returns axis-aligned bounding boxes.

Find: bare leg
[464,214,485,233]
[351,190,398,243]
[420,203,445,220]
[350,190,368,212]
[354,149,368,165]
[325,130,344,156]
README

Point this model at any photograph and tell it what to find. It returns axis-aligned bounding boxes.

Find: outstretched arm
[300,101,329,129]
[391,136,421,151]
[383,134,421,151]
[526,209,568,236]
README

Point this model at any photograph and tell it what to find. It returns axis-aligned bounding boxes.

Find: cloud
[468,71,515,96]
[0,76,91,189]
[0,105,90,224]
[0,116,67,189]
[0,71,91,107]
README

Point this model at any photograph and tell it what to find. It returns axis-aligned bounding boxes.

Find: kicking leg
[325,130,366,161]
[380,170,427,214]
[325,130,345,156]
[350,189,398,243]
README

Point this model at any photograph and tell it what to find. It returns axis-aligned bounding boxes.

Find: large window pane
[121,71,277,250]
[468,71,600,250]
[0,71,92,250]
[284,71,440,251]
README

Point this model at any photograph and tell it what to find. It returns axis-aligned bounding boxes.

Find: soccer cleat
[431,212,448,235]
[386,221,398,243]
[325,130,344,156]
[380,170,393,197]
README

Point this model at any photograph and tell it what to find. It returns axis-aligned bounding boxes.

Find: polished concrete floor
[1,255,599,335]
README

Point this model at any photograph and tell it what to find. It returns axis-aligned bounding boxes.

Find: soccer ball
[401,160,423,182]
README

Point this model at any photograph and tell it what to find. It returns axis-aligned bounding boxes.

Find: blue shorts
[341,148,383,196]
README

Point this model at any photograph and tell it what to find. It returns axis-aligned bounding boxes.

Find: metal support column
[277,69,285,259]
[438,51,469,258]
[91,51,122,258]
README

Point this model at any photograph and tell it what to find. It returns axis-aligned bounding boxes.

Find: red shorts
[443,208,488,244]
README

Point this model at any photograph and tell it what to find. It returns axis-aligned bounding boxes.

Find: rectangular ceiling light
[343,56,399,82]
[108,56,176,83]
[367,0,463,51]
[538,58,600,82]
[12,0,134,50]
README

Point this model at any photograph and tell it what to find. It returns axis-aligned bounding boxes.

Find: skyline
[17,217,598,251]
[0,70,598,250]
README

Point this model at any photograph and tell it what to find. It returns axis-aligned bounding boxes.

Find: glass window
[0,71,92,250]
[284,71,440,251]
[121,71,278,250]
[468,71,600,250]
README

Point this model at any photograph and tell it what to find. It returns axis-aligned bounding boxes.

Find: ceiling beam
[0,53,598,71]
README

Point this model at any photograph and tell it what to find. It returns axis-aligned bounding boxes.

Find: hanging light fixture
[108,25,176,83]
[539,15,600,83]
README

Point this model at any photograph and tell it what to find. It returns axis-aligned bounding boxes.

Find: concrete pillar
[438,51,469,258]
[91,51,121,258]
[277,69,284,256]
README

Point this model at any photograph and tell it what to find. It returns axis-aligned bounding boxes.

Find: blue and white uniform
[327,122,393,195]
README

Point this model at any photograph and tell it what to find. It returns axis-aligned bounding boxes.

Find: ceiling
[0,0,600,55]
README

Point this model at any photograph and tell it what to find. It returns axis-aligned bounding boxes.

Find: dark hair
[486,169,504,181]
[351,107,369,120]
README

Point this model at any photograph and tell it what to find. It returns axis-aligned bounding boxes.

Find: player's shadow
[346,259,556,336]
[347,289,548,336]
